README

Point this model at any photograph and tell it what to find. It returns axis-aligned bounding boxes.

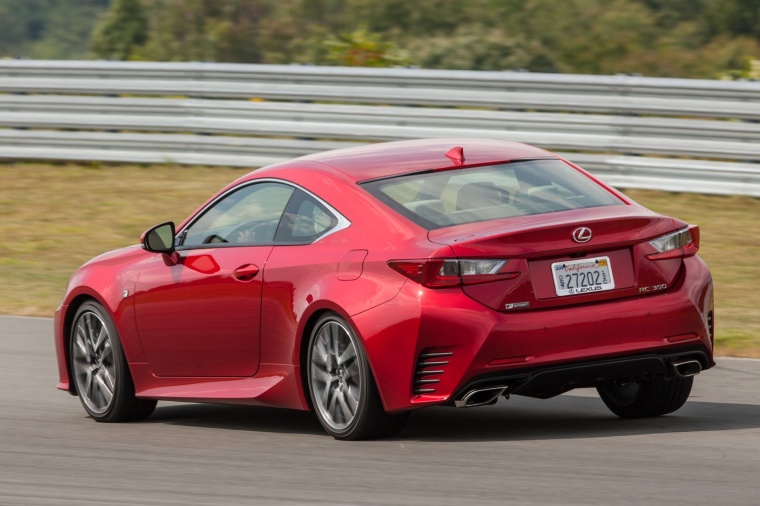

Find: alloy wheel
[309,320,362,432]
[71,310,117,415]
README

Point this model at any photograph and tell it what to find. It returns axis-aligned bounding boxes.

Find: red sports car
[54,138,714,440]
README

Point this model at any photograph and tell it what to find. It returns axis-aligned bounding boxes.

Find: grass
[623,189,760,358]
[0,163,242,316]
[0,163,758,357]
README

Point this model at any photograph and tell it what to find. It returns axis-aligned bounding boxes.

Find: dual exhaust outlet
[671,359,702,378]
[454,386,508,408]
[454,359,702,408]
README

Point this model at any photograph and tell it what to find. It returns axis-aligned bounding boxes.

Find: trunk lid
[428,204,684,311]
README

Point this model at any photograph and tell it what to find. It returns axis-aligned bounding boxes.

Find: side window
[182,182,294,248]
[275,190,340,244]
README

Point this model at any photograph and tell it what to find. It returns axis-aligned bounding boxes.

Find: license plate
[551,256,615,297]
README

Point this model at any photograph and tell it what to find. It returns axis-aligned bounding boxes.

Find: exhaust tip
[671,359,702,378]
[454,386,507,408]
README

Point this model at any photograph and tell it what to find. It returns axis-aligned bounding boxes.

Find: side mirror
[141,222,176,254]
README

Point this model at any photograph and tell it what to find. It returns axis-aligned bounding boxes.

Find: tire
[69,301,157,422]
[306,314,408,440]
[596,375,693,419]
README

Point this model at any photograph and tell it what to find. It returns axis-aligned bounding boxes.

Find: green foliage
[324,28,409,67]
[91,0,147,60]
[707,0,760,38]
[406,27,540,71]
[5,0,760,78]
[347,0,479,35]
[718,56,760,80]
[122,0,274,62]
[0,0,110,59]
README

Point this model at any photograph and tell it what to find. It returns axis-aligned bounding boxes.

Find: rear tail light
[646,225,699,260]
[388,259,508,287]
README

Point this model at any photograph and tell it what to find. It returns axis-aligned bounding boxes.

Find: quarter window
[275,190,340,244]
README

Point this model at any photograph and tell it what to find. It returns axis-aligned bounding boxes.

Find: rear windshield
[360,159,623,230]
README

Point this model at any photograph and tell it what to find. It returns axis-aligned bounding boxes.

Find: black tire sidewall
[597,375,693,419]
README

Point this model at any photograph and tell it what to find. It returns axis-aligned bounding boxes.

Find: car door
[133,181,295,377]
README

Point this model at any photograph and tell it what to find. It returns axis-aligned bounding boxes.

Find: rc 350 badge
[639,284,668,293]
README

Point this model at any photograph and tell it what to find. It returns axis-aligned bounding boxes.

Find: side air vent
[707,310,714,345]
[413,350,454,395]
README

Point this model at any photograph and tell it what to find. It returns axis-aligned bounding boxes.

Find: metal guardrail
[0,60,759,196]
[3,77,760,119]
[3,130,757,196]
[2,95,759,142]
[3,111,760,162]
[2,60,760,101]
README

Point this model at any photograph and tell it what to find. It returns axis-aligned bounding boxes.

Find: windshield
[360,159,623,230]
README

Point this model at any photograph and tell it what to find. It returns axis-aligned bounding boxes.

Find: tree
[707,0,760,39]
[324,28,409,67]
[91,0,148,60]
[126,0,273,63]
[407,26,548,71]
[72,0,760,78]
[0,0,110,59]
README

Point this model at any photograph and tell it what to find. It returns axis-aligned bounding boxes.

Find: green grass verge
[1,163,757,357]
[623,189,760,358]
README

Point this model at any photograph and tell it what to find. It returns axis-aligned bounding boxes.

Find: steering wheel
[202,234,228,244]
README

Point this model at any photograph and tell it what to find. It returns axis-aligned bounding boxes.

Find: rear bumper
[357,255,714,412]
[452,347,712,403]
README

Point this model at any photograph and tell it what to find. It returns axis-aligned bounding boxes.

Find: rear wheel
[307,314,407,440]
[70,302,157,422]
[597,375,693,419]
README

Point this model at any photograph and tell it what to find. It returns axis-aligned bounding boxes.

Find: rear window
[360,159,623,230]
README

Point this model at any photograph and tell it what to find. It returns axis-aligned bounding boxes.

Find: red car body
[54,139,714,425]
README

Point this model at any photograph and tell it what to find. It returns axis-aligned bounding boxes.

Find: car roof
[255,138,557,183]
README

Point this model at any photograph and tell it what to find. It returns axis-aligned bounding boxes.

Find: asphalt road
[1,315,759,506]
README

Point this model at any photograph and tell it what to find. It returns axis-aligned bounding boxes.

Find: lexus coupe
[55,138,714,439]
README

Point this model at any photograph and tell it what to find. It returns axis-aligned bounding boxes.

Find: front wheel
[70,301,157,422]
[306,314,407,440]
[597,375,693,419]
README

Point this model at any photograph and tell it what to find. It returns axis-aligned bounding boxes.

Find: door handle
[233,264,259,281]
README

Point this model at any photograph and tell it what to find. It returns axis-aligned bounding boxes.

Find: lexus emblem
[572,227,592,243]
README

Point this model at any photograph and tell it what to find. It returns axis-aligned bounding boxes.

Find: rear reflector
[666,333,699,343]
[487,355,534,367]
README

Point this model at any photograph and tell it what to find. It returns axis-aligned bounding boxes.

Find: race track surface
[1,315,759,505]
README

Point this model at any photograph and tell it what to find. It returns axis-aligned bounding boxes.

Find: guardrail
[1,60,759,196]
[2,60,760,101]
